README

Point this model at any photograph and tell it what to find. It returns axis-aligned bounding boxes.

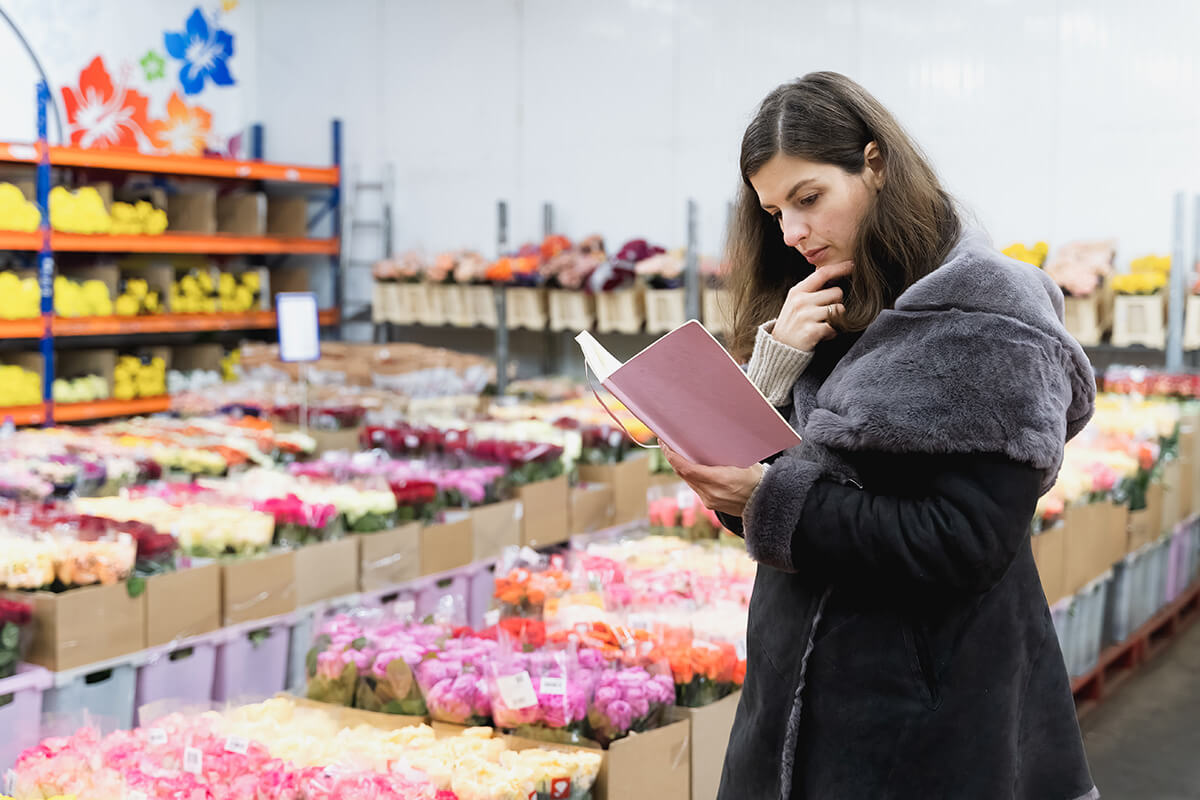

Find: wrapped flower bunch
[0,597,32,679]
[415,634,497,725]
[486,645,591,745]
[494,564,572,620]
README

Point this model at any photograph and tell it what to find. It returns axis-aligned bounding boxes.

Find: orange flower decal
[148,91,213,155]
[61,56,152,150]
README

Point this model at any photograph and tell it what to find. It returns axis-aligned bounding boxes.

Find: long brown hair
[726,72,961,361]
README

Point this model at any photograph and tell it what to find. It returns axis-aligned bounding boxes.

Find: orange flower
[148,91,213,155]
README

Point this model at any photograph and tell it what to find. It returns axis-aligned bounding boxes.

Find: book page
[574,331,624,382]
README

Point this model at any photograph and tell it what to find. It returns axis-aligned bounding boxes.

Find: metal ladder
[342,163,393,340]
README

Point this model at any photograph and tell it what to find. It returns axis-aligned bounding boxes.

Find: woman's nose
[781,215,809,248]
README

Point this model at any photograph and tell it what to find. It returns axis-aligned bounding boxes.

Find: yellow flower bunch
[1002,241,1049,267]
[0,270,41,319]
[113,354,166,400]
[1111,272,1166,295]
[0,364,40,406]
[1130,254,1170,275]
[0,182,41,232]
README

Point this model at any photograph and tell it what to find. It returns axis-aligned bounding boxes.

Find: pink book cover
[578,320,801,468]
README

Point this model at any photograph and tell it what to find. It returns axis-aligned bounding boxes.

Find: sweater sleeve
[742,452,1041,594]
[745,320,813,406]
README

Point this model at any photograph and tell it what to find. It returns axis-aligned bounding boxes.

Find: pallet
[1072,578,1200,719]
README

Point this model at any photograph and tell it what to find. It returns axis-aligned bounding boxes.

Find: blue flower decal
[164,8,235,96]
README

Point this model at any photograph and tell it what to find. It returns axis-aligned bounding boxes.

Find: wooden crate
[441,284,475,327]
[703,287,733,335]
[467,285,498,327]
[596,287,645,334]
[1111,293,1166,349]
[1184,295,1200,350]
[548,289,595,332]
[645,288,687,334]
[506,287,548,330]
[414,283,447,326]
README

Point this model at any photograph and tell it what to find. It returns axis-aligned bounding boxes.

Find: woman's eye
[799,194,819,207]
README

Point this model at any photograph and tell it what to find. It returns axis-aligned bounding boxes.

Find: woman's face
[749,147,883,268]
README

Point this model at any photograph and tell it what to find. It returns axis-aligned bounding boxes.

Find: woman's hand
[771,260,853,351]
[660,442,765,517]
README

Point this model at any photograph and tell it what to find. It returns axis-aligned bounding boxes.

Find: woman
[661,73,1098,800]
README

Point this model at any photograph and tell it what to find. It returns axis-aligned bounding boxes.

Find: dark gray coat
[717,231,1099,800]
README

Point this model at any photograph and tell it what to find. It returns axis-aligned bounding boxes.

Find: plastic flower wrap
[494,551,572,620]
[305,614,372,707]
[415,634,497,725]
[0,597,31,679]
[486,634,591,745]
[254,494,342,547]
[355,619,445,716]
[659,625,742,707]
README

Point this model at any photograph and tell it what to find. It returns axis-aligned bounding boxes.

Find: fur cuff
[746,320,813,406]
[743,457,824,572]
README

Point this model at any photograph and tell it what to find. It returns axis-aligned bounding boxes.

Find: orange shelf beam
[0,404,49,426]
[0,142,339,185]
[0,309,339,339]
[0,231,338,255]
[52,395,171,422]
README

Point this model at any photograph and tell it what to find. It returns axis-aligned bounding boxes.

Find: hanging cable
[0,6,64,144]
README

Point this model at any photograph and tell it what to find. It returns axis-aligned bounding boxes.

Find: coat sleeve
[742,452,1042,594]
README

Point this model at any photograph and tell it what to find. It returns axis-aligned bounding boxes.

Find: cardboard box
[171,343,225,373]
[421,512,474,575]
[8,583,146,672]
[145,563,220,648]
[1101,501,1130,573]
[56,348,116,396]
[220,550,297,625]
[216,191,266,236]
[579,455,650,526]
[167,186,217,234]
[1180,454,1195,520]
[516,475,570,548]
[1127,481,1164,553]
[267,195,308,237]
[570,484,616,534]
[357,523,422,591]
[1160,458,1183,532]
[284,694,426,728]
[276,423,364,454]
[293,538,359,606]
[1031,521,1066,604]
[1063,502,1107,595]
[680,691,740,800]
[471,500,523,562]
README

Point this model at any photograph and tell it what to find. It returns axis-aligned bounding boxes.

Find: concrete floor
[1081,621,1200,799]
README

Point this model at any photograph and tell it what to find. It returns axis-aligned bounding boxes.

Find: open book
[575,320,801,468]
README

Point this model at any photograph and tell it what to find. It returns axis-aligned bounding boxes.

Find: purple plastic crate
[134,636,217,725]
[0,665,51,770]
[212,616,291,704]
[468,563,497,629]
[417,574,470,625]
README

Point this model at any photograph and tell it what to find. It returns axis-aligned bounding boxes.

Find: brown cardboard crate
[1127,481,1164,552]
[702,287,732,336]
[1031,521,1066,604]
[549,289,596,332]
[1062,502,1105,596]
[220,550,297,625]
[145,562,221,648]
[471,501,523,562]
[420,513,474,575]
[1160,458,1184,532]
[293,538,359,606]
[8,582,146,672]
[680,691,740,800]
[357,524,422,591]
[167,186,217,234]
[516,475,571,548]
[216,191,266,236]
[578,455,651,526]
[644,288,687,334]
[56,348,116,396]
[1111,293,1166,349]
[596,288,644,334]
[570,484,616,535]
[171,343,224,373]
[266,195,308,237]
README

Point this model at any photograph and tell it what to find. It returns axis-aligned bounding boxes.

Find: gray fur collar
[798,229,1095,493]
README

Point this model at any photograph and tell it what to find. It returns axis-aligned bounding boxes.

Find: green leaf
[0,622,18,650]
[126,576,146,598]
[351,637,368,651]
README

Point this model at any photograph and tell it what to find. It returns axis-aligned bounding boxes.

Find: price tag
[4,769,15,795]
[735,639,747,661]
[495,671,538,709]
[539,676,566,695]
[551,777,573,799]
[127,791,148,800]
[514,501,524,520]
[276,292,320,363]
[147,728,168,746]
[692,639,719,651]
[224,735,249,755]
[183,746,203,774]
[627,614,650,631]
[484,609,500,627]
[527,791,538,800]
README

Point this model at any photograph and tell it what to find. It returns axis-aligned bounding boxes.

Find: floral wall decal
[140,50,166,82]
[163,7,236,96]
[60,56,152,150]
[147,90,213,155]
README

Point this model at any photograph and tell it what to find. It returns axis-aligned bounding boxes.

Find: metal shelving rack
[0,81,344,425]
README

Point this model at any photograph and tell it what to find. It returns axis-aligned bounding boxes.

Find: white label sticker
[496,671,538,709]
[627,614,650,631]
[396,599,416,618]
[514,501,524,520]
[477,678,489,693]
[735,639,747,661]
[224,735,249,755]
[183,746,203,774]
[539,676,567,695]
[484,609,500,627]
[676,487,693,507]
[147,728,167,746]
[285,168,300,181]
[692,639,719,651]
[127,791,148,800]
[4,769,15,795]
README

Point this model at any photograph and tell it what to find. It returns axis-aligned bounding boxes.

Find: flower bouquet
[386,479,441,523]
[494,564,572,620]
[254,494,342,547]
[487,644,591,745]
[0,597,31,678]
[660,626,742,707]
[415,635,497,725]
[354,620,445,716]
[587,663,676,746]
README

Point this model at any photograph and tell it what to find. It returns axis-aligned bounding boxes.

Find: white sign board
[276,292,320,362]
